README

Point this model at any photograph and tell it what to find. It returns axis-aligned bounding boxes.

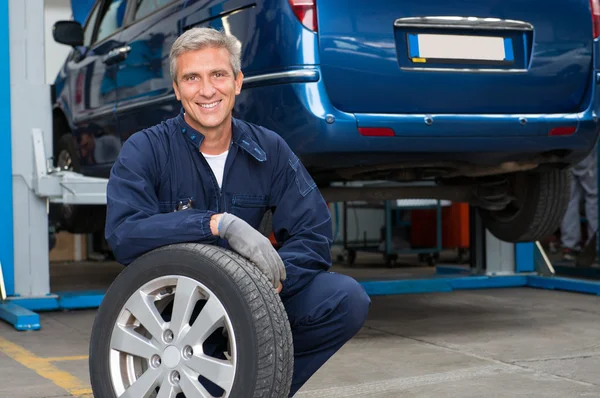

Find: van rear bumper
[236,67,600,173]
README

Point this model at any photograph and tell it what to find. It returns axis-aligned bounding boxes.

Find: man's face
[173,46,243,133]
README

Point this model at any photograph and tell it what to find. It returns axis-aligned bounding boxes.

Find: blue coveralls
[105,108,371,396]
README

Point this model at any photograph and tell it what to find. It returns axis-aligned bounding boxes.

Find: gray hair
[169,27,242,82]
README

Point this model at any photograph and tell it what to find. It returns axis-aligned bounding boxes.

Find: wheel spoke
[170,277,200,341]
[118,367,162,398]
[181,295,226,347]
[156,378,178,398]
[179,368,212,398]
[186,354,234,392]
[111,325,158,360]
[125,290,165,342]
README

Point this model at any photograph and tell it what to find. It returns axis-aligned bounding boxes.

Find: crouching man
[105,27,371,396]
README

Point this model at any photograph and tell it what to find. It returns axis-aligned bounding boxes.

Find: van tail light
[289,0,317,32]
[359,127,395,137]
[591,0,600,38]
[549,126,576,136]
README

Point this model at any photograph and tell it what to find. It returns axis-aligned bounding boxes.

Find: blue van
[51,0,600,243]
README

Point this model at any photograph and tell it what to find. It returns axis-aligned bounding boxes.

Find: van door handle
[103,46,131,65]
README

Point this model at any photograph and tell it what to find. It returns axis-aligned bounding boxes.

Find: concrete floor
[1,256,600,397]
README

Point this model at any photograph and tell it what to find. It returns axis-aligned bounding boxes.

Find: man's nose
[199,80,216,97]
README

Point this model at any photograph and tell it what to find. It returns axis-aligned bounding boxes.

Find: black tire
[50,134,105,234]
[89,243,294,398]
[479,169,570,242]
[54,133,81,172]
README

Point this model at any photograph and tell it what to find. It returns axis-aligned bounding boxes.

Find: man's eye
[215,73,223,78]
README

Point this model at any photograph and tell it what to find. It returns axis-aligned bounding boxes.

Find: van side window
[83,2,101,47]
[134,0,173,20]
[95,0,128,43]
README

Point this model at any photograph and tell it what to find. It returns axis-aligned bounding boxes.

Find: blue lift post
[0,0,38,331]
[0,0,13,299]
[0,0,43,331]
[0,0,105,330]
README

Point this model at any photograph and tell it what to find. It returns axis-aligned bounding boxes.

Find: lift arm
[31,128,108,205]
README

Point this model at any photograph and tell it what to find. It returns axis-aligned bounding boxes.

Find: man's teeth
[200,101,220,109]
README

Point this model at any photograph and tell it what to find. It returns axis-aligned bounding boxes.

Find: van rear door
[316,0,595,114]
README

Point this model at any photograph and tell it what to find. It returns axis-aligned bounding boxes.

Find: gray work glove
[218,212,286,289]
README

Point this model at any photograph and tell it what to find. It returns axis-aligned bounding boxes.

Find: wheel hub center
[163,346,181,369]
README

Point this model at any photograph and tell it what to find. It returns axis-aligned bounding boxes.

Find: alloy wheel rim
[109,275,237,398]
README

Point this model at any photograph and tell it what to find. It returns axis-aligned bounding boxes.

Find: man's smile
[197,99,222,110]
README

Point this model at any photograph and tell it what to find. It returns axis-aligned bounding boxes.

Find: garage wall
[330,202,385,247]
[44,0,72,84]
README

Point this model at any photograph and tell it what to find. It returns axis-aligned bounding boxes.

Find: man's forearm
[106,209,217,265]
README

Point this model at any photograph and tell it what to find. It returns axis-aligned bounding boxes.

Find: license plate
[407,33,513,63]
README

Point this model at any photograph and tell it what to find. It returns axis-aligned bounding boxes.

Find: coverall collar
[175,107,267,162]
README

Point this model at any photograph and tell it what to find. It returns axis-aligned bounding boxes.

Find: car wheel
[89,243,294,398]
[479,169,570,242]
[50,134,105,234]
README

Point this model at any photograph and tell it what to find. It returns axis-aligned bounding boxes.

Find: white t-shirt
[202,150,229,188]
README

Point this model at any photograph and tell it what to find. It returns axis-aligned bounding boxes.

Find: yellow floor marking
[0,336,92,396]
[45,355,89,362]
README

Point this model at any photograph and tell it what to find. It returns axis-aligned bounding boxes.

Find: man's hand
[212,213,286,289]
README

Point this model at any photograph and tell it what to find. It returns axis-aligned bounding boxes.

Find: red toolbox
[410,203,470,249]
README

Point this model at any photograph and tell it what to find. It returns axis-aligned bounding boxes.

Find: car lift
[1,0,600,331]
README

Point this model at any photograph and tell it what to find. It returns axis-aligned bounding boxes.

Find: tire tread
[164,243,294,398]
[481,169,570,242]
[90,243,293,398]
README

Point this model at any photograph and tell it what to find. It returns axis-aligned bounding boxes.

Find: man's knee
[289,272,370,336]
[333,273,371,336]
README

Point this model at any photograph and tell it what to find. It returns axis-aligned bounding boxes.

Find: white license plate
[411,34,508,61]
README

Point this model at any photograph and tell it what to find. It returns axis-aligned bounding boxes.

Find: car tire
[479,169,570,242]
[89,243,294,398]
[50,134,105,234]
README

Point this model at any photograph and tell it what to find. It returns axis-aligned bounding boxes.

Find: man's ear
[235,71,244,95]
[173,80,181,101]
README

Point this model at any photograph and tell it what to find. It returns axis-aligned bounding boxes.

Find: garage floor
[1,255,600,397]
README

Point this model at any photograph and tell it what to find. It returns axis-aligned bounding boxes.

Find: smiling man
[104,27,371,396]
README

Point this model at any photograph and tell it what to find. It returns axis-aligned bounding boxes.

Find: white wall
[44,0,72,84]
[330,202,386,246]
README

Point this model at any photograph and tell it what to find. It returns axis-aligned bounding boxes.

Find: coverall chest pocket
[231,194,269,229]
